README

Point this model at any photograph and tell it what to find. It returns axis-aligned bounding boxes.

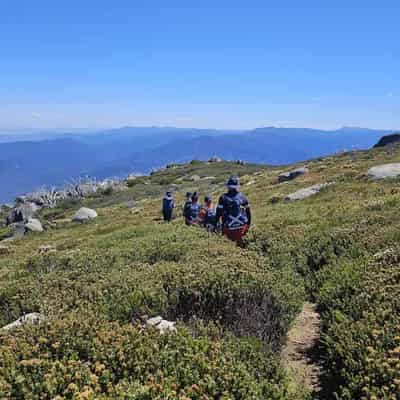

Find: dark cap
[226,176,240,189]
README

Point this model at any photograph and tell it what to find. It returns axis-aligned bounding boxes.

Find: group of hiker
[162,176,251,245]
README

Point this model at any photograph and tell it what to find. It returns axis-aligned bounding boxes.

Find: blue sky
[0,0,399,130]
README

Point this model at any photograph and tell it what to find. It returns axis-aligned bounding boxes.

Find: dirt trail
[282,302,322,398]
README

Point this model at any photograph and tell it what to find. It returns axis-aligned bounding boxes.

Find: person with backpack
[162,191,175,222]
[216,176,251,246]
[184,192,201,226]
[198,195,217,230]
[183,192,192,221]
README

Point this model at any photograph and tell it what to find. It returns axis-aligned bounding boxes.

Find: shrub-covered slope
[1,146,400,399]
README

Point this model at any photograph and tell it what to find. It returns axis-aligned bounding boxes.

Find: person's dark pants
[163,209,173,222]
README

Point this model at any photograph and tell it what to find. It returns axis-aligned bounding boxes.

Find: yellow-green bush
[317,248,400,399]
[0,233,304,350]
[0,316,290,400]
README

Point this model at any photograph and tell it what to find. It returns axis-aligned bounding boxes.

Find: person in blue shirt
[184,192,201,225]
[183,192,192,222]
[162,191,175,222]
[216,176,251,245]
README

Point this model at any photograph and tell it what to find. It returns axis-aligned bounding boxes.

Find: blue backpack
[163,197,174,211]
[222,193,248,230]
[205,208,217,227]
[187,203,201,224]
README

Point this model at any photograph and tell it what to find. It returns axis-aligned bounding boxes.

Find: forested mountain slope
[0,126,391,203]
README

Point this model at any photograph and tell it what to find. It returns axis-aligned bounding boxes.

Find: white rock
[286,183,331,201]
[1,313,43,331]
[368,163,400,180]
[157,320,177,334]
[72,207,98,223]
[190,175,201,182]
[146,316,176,334]
[146,316,163,326]
[25,218,44,233]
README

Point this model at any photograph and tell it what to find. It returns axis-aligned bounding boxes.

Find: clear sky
[0,0,399,130]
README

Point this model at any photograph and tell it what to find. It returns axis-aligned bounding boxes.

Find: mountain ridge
[0,126,394,203]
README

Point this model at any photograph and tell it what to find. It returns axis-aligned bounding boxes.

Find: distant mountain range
[0,126,394,203]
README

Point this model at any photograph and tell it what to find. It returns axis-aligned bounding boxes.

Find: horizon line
[0,125,398,135]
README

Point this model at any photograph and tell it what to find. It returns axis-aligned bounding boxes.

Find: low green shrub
[160,261,304,349]
[0,316,291,400]
[317,248,400,399]
[190,159,202,165]
[0,226,12,241]
[0,226,304,352]
[126,177,146,187]
[247,225,365,295]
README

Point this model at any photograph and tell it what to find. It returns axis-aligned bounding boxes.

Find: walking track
[282,302,322,398]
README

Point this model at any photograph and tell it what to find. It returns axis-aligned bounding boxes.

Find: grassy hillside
[1,147,400,399]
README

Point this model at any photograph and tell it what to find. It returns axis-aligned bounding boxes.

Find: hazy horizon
[0,124,398,137]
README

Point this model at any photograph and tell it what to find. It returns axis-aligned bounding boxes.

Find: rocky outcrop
[7,178,127,214]
[1,218,44,242]
[6,202,40,225]
[1,313,43,331]
[25,218,44,233]
[373,134,400,148]
[146,316,176,334]
[72,207,98,223]
[278,167,309,183]
[286,183,331,201]
[209,155,222,163]
[368,163,400,180]
[190,175,201,182]
[6,208,23,225]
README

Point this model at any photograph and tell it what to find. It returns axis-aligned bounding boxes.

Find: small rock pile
[146,316,177,334]
[1,313,44,332]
